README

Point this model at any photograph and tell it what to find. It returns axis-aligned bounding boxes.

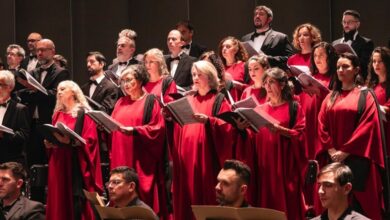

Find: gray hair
[0,70,15,90]
[7,44,26,59]
[54,80,91,117]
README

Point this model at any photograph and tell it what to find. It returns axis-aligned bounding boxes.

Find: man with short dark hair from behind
[215,159,251,208]
[106,166,158,220]
[0,162,45,220]
[311,162,370,220]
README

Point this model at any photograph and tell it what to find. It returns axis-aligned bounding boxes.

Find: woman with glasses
[317,53,384,219]
[44,80,103,220]
[110,64,167,219]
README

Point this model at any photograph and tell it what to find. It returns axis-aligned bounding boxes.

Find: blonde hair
[0,70,15,90]
[192,60,219,90]
[54,80,91,117]
[143,48,169,76]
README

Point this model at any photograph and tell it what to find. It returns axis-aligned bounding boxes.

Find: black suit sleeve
[266,35,294,70]
[99,86,118,114]
[2,104,30,148]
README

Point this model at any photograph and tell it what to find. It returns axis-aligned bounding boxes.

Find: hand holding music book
[217,106,279,132]
[165,97,198,126]
[85,96,103,110]
[0,124,15,135]
[297,73,330,96]
[86,110,123,133]
[191,205,287,220]
[39,122,86,147]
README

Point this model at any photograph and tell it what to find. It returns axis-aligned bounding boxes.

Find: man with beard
[106,36,139,85]
[19,39,70,202]
[241,5,294,70]
[20,33,42,73]
[81,51,118,163]
[215,160,251,208]
[332,10,374,80]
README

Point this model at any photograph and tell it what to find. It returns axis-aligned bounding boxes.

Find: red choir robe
[144,76,178,104]
[110,95,166,218]
[225,62,246,83]
[254,102,307,220]
[374,83,390,157]
[287,53,311,68]
[302,73,331,160]
[46,111,103,220]
[317,87,385,220]
[170,91,236,220]
[235,86,266,205]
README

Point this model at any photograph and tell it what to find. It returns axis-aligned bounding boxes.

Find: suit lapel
[2,100,16,127]
[91,79,107,99]
[261,30,275,51]
[174,55,186,80]
[42,65,56,87]
[5,197,23,220]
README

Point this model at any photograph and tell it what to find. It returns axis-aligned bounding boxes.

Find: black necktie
[182,44,190,49]
[89,80,98,85]
[118,61,127,66]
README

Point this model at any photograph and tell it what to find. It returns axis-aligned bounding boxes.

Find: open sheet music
[297,73,330,96]
[19,69,48,95]
[0,124,15,135]
[333,43,357,56]
[217,106,279,132]
[165,97,197,126]
[39,122,86,147]
[86,110,123,133]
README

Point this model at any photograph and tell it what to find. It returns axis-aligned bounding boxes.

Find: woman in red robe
[44,80,103,220]
[317,53,385,219]
[218,36,249,98]
[143,48,177,103]
[366,47,390,156]
[253,68,307,219]
[110,65,167,218]
[168,61,236,220]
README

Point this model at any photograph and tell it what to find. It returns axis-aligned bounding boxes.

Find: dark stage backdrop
[0,0,389,84]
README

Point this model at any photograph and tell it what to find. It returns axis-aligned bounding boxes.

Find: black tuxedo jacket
[2,196,45,220]
[20,57,39,72]
[165,53,196,89]
[189,42,207,58]
[19,63,71,124]
[0,100,30,165]
[106,58,140,83]
[81,76,118,114]
[333,34,374,79]
[242,29,294,69]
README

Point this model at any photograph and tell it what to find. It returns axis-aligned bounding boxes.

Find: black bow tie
[118,61,127,66]
[29,54,37,59]
[251,30,267,41]
[182,44,190,49]
[169,56,180,62]
[343,30,356,41]
[89,80,98,85]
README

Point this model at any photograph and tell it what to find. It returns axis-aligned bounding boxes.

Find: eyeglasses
[27,39,39,43]
[120,77,135,85]
[36,48,52,52]
[105,179,124,188]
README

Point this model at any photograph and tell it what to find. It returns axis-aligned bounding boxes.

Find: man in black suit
[241,5,294,70]
[81,51,118,163]
[0,162,45,220]
[20,33,42,73]
[106,36,139,85]
[332,10,374,80]
[176,20,207,58]
[0,71,30,167]
[165,30,197,90]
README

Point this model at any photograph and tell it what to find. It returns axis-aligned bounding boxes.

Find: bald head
[36,39,56,66]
